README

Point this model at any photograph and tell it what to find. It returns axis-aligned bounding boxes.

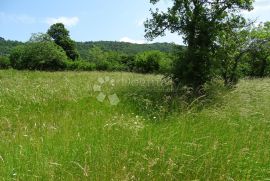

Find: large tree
[145,0,254,90]
[47,23,79,60]
[215,21,252,86]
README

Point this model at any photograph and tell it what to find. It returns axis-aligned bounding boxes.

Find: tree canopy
[9,41,68,70]
[145,0,254,90]
[47,23,79,60]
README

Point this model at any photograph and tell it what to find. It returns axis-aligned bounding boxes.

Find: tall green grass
[0,70,270,180]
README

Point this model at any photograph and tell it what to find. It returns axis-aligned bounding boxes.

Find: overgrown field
[0,70,270,180]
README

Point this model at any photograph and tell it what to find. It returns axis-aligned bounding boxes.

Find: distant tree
[120,54,136,71]
[0,39,23,56]
[88,45,106,63]
[0,56,10,69]
[29,33,52,43]
[88,45,110,70]
[47,23,79,60]
[145,0,254,91]
[106,51,127,70]
[215,22,252,85]
[247,22,270,77]
[0,37,5,41]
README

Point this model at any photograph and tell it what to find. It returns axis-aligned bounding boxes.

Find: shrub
[0,56,11,69]
[10,42,68,70]
[95,60,110,71]
[106,51,127,71]
[65,60,96,71]
[9,45,25,70]
[134,51,160,73]
[158,53,173,74]
[120,55,136,71]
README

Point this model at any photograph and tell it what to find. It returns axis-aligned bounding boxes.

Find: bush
[134,51,161,73]
[120,55,136,71]
[105,51,127,71]
[10,42,68,70]
[0,56,10,69]
[158,53,173,74]
[65,60,96,71]
[95,60,110,71]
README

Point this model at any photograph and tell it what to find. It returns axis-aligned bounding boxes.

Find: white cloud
[119,37,146,44]
[45,16,79,27]
[0,12,36,24]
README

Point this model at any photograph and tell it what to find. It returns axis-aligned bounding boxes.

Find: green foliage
[145,0,254,90]
[247,22,270,77]
[85,46,173,73]
[87,46,133,71]
[9,42,68,70]
[76,41,176,59]
[4,40,173,72]
[244,50,270,77]
[87,45,109,70]
[215,26,251,86]
[119,54,136,71]
[1,29,175,73]
[47,23,79,60]
[0,37,176,71]
[213,21,270,83]
[9,45,25,69]
[0,39,177,59]
[0,56,10,69]
[0,38,23,56]
[65,60,96,71]
[157,52,173,74]
[105,51,127,71]
[134,51,161,73]
[88,45,106,63]
[29,33,52,43]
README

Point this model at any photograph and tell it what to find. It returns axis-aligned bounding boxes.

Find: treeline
[172,21,270,86]
[0,39,176,57]
[0,23,175,73]
[77,41,175,59]
[217,22,270,83]
[144,0,270,92]
[0,38,23,56]
[1,21,270,85]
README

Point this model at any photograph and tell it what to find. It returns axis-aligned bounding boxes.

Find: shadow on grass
[114,78,233,122]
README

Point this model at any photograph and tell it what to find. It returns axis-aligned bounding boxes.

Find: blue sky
[1,0,270,44]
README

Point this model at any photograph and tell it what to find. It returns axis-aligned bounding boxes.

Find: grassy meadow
[0,70,270,180]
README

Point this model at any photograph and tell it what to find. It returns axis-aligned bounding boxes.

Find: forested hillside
[0,35,178,73]
[0,38,23,56]
[0,37,177,58]
[77,41,176,60]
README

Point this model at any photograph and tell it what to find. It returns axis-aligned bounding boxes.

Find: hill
[0,37,177,58]
[77,41,176,55]
[0,38,23,56]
